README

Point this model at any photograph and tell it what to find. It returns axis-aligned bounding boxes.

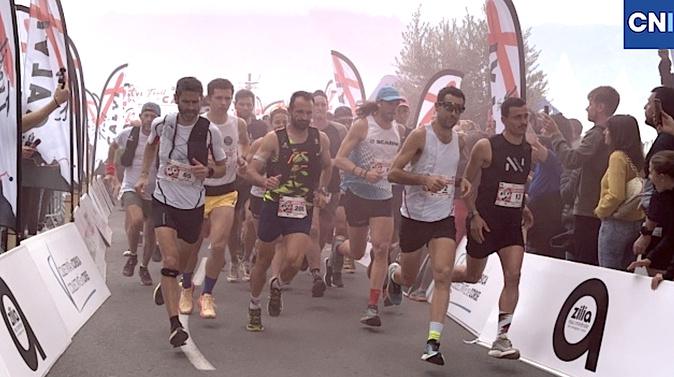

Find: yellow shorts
[204,191,238,218]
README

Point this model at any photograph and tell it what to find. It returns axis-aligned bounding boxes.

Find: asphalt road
[46,209,552,377]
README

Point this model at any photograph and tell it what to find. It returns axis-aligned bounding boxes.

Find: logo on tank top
[505,156,526,173]
[224,136,233,146]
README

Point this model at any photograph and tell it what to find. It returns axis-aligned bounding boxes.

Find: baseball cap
[141,102,161,116]
[376,86,404,102]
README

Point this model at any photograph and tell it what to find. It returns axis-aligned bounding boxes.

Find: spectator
[627,151,674,290]
[594,115,644,270]
[543,86,619,266]
[658,50,674,88]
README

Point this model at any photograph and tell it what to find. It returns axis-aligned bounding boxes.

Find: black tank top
[264,127,322,203]
[476,134,532,220]
[321,122,343,193]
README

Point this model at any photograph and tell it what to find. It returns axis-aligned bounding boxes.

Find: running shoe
[311,273,327,297]
[343,255,356,273]
[387,263,403,306]
[488,335,520,359]
[139,266,153,286]
[246,307,264,332]
[169,326,188,348]
[239,262,250,282]
[323,257,333,287]
[179,286,194,315]
[153,283,164,306]
[122,256,137,277]
[328,236,345,287]
[268,278,283,317]
[359,305,381,327]
[421,340,445,365]
[122,250,136,257]
[199,294,216,319]
[227,262,241,282]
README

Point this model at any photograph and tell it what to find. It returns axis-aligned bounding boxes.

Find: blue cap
[376,86,403,102]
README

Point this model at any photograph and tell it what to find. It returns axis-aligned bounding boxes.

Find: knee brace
[161,268,180,278]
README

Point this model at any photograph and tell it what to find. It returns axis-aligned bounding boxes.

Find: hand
[265,175,281,190]
[539,113,560,136]
[129,119,142,128]
[135,175,148,196]
[652,273,665,290]
[104,174,121,196]
[53,84,70,106]
[423,175,450,193]
[633,234,652,255]
[522,206,534,229]
[469,214,491,244]
[22,146,36,159]
[459,177,472,198]
[660,110,674,136]
[364,169,384,184]
[627,258,651,271]
[191,158,210,179]
[314,191,328,209]
[236,157,248,176]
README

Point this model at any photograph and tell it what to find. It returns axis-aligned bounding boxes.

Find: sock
[390,264,400,285]
[368,289,381,307]
[498,312,513,337]
[428,322,444,342]
[139,264,147,269]
[272,277,286,290]
[249,295,261,309]
[169,315,182,332]
[182,272,193,289]
[202,276,217,295]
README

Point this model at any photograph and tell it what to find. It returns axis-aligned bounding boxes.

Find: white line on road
[179,257,215,371]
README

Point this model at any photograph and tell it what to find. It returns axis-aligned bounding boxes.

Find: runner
[328,86,403,326]
[245,91,331,331]
[135,77,227,347]
[178,78,250,319]
[452,97,534,359]
[105,102,161,286]
[308,90,347,297]
[387,86,470,365]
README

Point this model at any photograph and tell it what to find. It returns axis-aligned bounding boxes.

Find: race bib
[495,182,525,208]
[278,196,307,219]
[164,160,196,184]
[426,176,455,198]
[372,160,391,177]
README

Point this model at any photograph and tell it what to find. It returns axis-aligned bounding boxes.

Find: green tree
[396,7,548,128]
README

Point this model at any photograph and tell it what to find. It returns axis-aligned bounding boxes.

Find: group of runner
[106,76,535,365]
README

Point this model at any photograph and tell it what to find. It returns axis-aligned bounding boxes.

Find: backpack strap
[187,116,211,166]
[119,126,141,167]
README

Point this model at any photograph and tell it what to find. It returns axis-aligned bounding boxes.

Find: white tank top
[204,114,239,187]
[343,116,400,200]
[401,125,460,222]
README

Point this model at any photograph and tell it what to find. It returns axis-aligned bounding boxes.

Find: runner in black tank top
[451,97,534,360]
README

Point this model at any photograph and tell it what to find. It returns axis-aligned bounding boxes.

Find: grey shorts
[121,191,152,218]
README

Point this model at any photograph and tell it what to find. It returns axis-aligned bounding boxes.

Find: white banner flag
[412,69,463,128]
[0,0,21,229]
[486,0,525,133]
[22,0,72,183]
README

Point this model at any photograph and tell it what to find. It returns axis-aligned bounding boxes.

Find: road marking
[179,257,215,371]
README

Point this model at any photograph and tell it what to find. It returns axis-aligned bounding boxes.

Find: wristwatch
[640,226,653,236]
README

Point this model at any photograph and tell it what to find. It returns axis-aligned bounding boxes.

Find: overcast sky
[21,0,660,142]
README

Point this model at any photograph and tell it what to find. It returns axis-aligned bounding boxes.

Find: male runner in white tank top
[388,86,470,365]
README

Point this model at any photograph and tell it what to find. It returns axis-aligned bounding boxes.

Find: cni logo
[624,0,674,48]
[553,278,608,372]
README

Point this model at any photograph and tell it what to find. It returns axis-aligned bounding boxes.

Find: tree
[396,7,548,129]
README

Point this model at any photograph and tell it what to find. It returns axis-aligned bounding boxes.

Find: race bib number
[495,182,525,208]
[426,176,455,198]
[164,160,196,184]
[278,196,307,219]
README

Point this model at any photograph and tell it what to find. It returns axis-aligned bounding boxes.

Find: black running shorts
[399,216,456,253]
[343,190,392,227]
[152,199,204,244]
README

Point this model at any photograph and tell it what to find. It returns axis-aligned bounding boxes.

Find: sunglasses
[436,102,465,114]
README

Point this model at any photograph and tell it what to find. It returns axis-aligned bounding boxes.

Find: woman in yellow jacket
[595,115,645,270]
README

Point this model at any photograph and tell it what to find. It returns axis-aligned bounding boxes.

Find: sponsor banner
[73,205,106,280]
[21,223,110,337]
[0,245,70,377]
[412,69,464,128]
[79,194,111,246]
[22,0,73,183]
[91,178,113,216]
[330,50,366,112]
[0,0,20,229]
[464,253,674,377]
[446,237,504,336]
[88,184,111,222]
[486,0,526,133]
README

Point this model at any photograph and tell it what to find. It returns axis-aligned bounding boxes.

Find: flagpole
[11,0,23,244]
[85,89,100,183]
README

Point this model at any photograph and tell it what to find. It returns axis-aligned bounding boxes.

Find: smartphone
[57,68,66,89]
[543,105,550,115]
[654,98,663,126]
